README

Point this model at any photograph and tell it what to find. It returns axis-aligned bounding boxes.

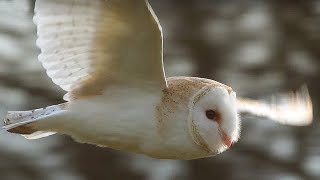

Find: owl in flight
[3,0,313,160]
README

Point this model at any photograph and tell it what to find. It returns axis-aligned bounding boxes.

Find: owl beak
[219,126,232,148]
[222,131,232,148]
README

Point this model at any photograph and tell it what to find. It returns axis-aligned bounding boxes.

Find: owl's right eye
[205,110,217,120]
[205,109,221,123]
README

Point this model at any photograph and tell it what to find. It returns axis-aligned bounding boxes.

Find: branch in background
[0,73,63,104]
[29,0,35,14]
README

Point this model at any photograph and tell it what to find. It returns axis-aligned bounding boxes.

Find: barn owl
[3,0,313,160]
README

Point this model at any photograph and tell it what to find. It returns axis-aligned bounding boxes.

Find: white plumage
[2,0,313,160]
[34,0,166,101]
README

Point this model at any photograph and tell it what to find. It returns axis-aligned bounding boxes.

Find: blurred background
[0,0,319,179]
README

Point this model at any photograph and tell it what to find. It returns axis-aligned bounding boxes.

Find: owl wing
[34,0,167,101]
[236,86,313,126]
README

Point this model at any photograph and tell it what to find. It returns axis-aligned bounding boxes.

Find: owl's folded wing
[236,86,313,126]
[34,0,167,101]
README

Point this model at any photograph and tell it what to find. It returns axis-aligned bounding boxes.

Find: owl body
[34,83,163,153]
[30,77,237,159]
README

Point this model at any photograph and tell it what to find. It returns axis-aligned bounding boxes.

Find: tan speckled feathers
[163,77,232,104]
[34,0,167,101]
[161,77,231,109]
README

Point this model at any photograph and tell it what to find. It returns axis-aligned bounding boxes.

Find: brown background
[0,0,319,179]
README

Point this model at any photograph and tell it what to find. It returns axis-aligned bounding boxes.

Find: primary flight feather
[3,0,313,160]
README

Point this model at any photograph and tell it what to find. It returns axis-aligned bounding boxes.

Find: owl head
[157,77,240,159]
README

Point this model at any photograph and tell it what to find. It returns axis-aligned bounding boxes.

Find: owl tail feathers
[2,103,68,139]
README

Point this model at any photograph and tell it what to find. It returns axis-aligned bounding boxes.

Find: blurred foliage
[0,0,319,180]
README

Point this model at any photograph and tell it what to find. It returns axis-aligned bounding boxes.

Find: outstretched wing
[34,0,167,101]
[236,86,313,126]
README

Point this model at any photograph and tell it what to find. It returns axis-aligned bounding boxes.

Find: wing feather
[34,0,167,101]
[236,86,313,126]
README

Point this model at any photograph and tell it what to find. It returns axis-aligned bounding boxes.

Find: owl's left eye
[205,110,217,120]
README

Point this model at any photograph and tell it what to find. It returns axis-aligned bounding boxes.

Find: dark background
[0,0,319,179]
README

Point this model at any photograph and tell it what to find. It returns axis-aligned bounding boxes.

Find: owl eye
[205,110,217,121]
